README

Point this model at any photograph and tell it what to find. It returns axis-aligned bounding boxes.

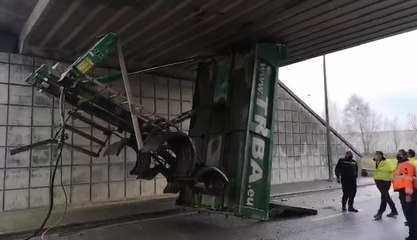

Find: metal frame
[322,55,333,181]
[1,54,10,211]
[238,46,259,216]
[117,43,143,151]
[10,112,108,158]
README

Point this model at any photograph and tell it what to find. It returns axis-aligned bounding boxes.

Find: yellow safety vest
[373,159,397,181]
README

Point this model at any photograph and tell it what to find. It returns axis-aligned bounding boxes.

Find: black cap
[408,149,416,157]
[375,151,386,160]
[399,149,407,156]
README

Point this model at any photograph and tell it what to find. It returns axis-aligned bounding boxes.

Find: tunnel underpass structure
[0,0,416,234]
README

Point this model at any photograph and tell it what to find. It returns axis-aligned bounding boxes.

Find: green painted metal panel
[74,32,118,74]
[238,43,286,220]
[188,43,285,220]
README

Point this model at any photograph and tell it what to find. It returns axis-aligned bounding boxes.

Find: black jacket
[335,158,358,182]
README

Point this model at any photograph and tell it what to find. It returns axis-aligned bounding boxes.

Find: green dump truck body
[189,43,286,220]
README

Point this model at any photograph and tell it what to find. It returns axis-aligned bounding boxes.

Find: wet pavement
[33,185,407,240]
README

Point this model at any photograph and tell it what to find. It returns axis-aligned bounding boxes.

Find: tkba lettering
[246,62,270,207]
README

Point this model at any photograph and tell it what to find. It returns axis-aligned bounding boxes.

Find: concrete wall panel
[33,89,52,107]
[109,182,124,201]
[5,168,29,189]
[126,180,140,199]
[33,107,52,126]
[91,183,108,202]
[169,79,181,100]
[109,164,124,182]
[0,148,5,169]
[0,64,8,83]
[30,167,50,187]
[140,180,155,196]
[155,77,168,99]
[6,150,29,168]
[32,127,51,143]
[92,165,108,183]
[9,85,32,105]
[30,188,49,207]
[0,84,8,104]
[155,99,168,114]
[0,127,6,147]
[71,185,90,203]
[8,106,31,126]
[71,166,90,184]
[53,186,70,205]
[9,65,32,85]
[5,189,28,210]
[272,83,361,184]
[10,54,33,66]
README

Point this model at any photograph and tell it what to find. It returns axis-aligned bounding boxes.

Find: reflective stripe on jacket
[373,159,397,181]
[393,161,416,195]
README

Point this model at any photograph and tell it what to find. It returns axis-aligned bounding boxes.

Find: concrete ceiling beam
[18,0,50,53]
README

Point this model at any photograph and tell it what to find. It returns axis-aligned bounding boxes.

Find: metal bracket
[10,138,99,157]
[117,43,144,151]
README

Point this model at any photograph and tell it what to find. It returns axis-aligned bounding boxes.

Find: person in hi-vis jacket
[372,151,398,220]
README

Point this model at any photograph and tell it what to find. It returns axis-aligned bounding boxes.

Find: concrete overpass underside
[1,0,417,76]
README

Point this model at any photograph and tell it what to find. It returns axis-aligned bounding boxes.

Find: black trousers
[375,180,397,214]
[342,180,357,208]
[399,191,417,239]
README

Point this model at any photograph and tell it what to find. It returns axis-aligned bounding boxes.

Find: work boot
[342,206,347,212]
[386,211,398,218]
[373,213,382,220]
[348,207,359,213]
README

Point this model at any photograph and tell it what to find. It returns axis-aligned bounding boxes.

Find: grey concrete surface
[1,178,374,236]
[15,185,407,240]
[0,196,177,236]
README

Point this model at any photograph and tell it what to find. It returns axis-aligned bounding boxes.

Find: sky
[279,29,417,130]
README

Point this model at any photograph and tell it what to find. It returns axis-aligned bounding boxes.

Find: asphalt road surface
[34,185,408,240]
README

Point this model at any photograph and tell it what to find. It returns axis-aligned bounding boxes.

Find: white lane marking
[311,209,364,222]
[57,212,196,237]
[311,213,344,221]
[133,212,196,223]
[107,212,196,228]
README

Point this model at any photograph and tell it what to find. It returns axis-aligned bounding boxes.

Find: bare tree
[343,94,381,154]
[389,117,401,151]
[321,99,343,132]
[408,112,417,146]
[409,112,417,131]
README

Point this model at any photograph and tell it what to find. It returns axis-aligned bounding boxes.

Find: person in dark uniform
[335,151,359,212]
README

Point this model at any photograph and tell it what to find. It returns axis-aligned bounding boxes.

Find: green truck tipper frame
[13,33,315,220]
